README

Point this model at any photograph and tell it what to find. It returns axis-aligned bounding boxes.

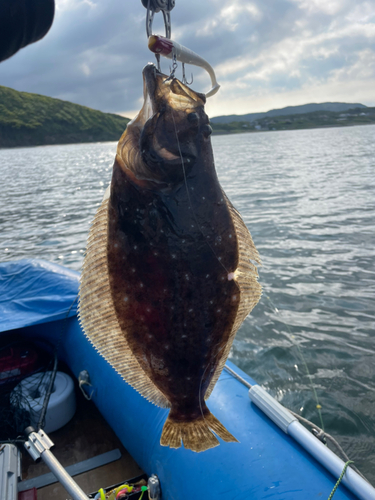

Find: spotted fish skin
[79,63,261,452]
[108,155,239,421]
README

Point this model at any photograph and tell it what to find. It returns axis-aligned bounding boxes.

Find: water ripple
[1,126,375,482]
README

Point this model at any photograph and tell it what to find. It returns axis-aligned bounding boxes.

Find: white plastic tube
[249,385,375,500]
[288,421,375,500]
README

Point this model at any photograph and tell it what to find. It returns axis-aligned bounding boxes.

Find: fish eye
[187,112,199,126]
[202,124,212,138]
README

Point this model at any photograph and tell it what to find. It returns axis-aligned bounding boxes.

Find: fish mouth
[141,63,206,122]
[117,64,208,190]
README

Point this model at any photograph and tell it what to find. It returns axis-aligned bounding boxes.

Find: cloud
[291,0,348,16]
[206,0,375,115]
[0,0,374,118]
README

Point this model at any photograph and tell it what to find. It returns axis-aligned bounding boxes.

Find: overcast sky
[0,0,374,119]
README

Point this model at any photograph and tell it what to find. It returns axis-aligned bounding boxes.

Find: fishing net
[0,336,56,443]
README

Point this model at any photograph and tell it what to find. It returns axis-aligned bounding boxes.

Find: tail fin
[160,410,238,453]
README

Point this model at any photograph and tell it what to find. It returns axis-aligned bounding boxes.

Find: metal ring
[143,0,174,38]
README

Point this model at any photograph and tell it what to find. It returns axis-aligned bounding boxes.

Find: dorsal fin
[79,198,170,408]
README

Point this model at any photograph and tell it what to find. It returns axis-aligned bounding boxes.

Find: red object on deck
[0,346,38,385]
[18,488,37,500]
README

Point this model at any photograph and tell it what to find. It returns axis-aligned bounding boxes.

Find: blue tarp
[0,259,79,332]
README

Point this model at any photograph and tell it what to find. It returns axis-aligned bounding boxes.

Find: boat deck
[2,260,373,500]
[21,382,144,499]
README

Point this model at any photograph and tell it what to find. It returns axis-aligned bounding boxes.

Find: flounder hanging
[79,64,261,452]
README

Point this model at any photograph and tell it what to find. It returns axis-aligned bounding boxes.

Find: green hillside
[210,102,367,124]
[0,86,130,148]
[211,107,375,135]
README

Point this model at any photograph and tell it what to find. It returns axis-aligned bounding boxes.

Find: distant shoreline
[1,122,374,150]
[211,106,375,136]
[1,85,374,148]
[0,139,119,150]
[211,121,375,136]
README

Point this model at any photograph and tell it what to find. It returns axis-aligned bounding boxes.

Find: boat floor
[21,385,144,499]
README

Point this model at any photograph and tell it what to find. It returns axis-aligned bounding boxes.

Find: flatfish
[79,63,261,452]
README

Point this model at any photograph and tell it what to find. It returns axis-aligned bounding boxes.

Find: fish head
[116,63,212,191]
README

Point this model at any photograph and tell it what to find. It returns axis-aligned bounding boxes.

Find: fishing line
[171,107,242,427]
[265,294,325,431]
[222,364,367,481]
[170,108,241,294]
[197,340,228,422]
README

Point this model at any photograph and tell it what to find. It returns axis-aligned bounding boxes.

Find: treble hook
[182,63,193,85]
[148,35,220,97]
[164,49,178,82]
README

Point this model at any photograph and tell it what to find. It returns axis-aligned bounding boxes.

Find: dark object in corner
[0,0,55,63]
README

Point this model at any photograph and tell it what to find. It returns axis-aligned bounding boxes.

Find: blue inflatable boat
[1,259,374,500]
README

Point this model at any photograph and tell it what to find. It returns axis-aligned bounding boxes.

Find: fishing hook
[164,49,178,82]
[149,35,220,97]
[182,63,193,85]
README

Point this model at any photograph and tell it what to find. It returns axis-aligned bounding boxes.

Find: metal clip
[142,0,175,39]
[312,428,327,445]
[148,474,161,500]
[78,370,94,401]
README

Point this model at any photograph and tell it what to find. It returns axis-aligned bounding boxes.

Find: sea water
[1,124,374,482]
